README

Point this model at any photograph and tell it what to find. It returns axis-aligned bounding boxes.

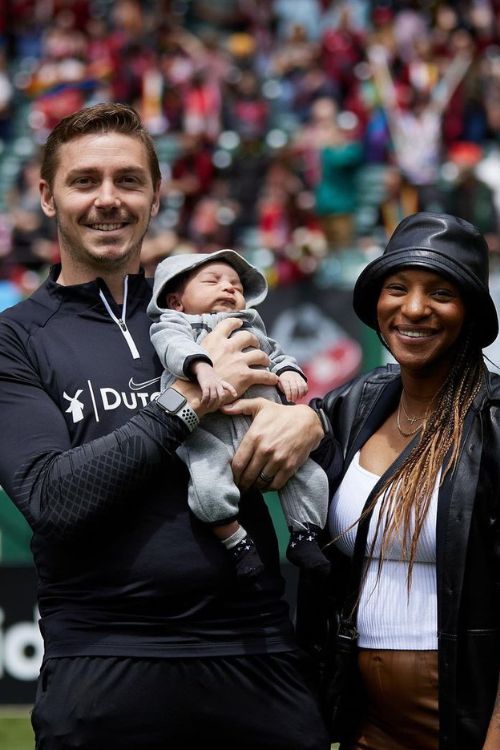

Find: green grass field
[0,711,339,749]
[0,711,34,750]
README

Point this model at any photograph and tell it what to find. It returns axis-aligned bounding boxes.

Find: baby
[147,249,330,581]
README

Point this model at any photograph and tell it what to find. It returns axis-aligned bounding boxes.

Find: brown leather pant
[347,649,439,750]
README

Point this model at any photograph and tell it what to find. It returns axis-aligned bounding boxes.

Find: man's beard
[54,211,147,272]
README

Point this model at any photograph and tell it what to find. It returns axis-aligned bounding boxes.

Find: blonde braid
[355,334,485,594]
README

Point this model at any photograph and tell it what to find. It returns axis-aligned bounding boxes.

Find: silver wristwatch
[155,387,200,432]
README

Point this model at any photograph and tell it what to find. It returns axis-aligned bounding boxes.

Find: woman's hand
[482,683,500,749]
[202,318,278,397]
[222,397,325,491]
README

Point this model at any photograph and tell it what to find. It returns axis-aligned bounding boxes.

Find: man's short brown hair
[40,102,162,189]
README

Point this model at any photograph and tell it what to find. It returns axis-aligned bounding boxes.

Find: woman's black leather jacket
[299,364,500,750]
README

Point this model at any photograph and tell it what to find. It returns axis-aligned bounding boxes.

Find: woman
[296,212,500,750]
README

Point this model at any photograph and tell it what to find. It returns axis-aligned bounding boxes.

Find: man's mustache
[84,212,132,223]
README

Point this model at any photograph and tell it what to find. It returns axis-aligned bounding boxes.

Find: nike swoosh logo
[128,376,162,391]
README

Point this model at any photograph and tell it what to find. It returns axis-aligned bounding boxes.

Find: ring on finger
[258,471,275,484]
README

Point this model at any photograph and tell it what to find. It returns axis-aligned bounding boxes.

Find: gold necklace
[396,400,423,437]
[396,391,435,438]
[400,391,425,425]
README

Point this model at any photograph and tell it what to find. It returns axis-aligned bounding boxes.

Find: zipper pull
[98,281,140,359]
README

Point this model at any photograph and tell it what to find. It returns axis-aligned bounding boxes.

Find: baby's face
[178,261,246,314]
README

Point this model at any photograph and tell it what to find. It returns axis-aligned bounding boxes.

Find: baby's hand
[277,371,308,403]
[192,361,238,409]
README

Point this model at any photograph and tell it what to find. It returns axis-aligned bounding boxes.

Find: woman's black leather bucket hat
[353,211,498,347]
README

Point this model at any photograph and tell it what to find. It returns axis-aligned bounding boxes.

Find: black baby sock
[286,523,331,579]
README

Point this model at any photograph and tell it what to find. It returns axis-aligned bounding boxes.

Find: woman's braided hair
[356,330,485,594]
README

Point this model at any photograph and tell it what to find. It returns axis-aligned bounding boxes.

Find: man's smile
[88,223,128,232]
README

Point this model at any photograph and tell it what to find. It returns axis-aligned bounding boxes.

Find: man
[0,103,330,749]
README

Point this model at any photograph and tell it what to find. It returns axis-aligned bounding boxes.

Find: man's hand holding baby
[202,318,278,397]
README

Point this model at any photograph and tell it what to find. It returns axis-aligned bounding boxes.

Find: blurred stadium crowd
[1,0,500,308]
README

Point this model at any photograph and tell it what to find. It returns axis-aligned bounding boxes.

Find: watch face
[157,388,187,413]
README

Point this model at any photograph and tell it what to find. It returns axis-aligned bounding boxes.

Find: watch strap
[316,407,333,439]
[155,388,200,432]
[176,403,200,432]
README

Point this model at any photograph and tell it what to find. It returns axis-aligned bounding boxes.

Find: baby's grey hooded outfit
[147,250,328,567]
